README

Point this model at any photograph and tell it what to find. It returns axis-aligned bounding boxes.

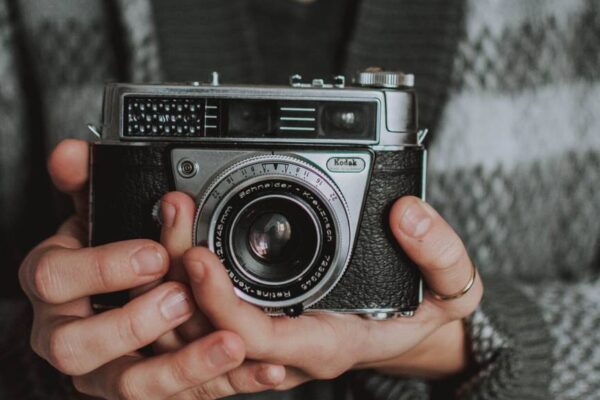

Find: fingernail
[131,247,164,275]
[162,201,176,228]
[399,200,432,238]
[160,290,191,320]
[207,342,235,368]
[255,365,284,386]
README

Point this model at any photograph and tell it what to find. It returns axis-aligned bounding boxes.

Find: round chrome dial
[356,68,415,88]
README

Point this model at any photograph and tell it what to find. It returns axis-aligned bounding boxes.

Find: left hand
[161,192,483,389]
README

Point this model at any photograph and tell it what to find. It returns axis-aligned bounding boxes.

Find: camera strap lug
[87,123,102,139]
[417,128,429,145]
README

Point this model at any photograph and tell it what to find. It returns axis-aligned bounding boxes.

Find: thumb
[389,196,483,319]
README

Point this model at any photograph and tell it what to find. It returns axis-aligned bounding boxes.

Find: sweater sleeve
[460,271,600,400]
[355,273,555,400]
[457,274,554,399]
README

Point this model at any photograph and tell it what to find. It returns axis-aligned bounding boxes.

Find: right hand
[19,139,285,399]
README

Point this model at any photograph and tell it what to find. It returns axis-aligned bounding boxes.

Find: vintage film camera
[90,70,427,319]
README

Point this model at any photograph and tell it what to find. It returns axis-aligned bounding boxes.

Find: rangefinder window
[321,103,373,138]
[226,100,275,137]
[123,96,376,140]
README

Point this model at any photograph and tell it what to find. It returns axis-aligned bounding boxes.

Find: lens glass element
[230,196,320,284]
[248,213,292,262]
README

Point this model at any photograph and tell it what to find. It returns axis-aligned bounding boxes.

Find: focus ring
[193,153,352,311]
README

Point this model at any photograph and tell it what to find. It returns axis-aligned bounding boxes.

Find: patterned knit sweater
[1,1,599,399]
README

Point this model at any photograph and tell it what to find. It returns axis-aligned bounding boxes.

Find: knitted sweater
[1,0,599,399]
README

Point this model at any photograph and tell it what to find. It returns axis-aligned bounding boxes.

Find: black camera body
[90,71,427,319]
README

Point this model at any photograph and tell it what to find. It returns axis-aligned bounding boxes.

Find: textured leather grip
[90,143,171,307]
[313,149,424,312]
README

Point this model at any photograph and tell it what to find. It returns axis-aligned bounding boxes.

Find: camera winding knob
[356,68,414,88]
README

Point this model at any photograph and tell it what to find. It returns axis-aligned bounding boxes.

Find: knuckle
[214,332,245,364]
[431,236,465,271]
[18,254,33,294]
[185,385,215,400]
[115,368,142,400]
[118,311,149,349]
[447,282,483,320]
[461,285,483,316]
[183,246,208,265]
[92,247,117,292]
[170,354,200,388]
[32,252,60,303]
[47,325,79,375]
[224,369,250,394]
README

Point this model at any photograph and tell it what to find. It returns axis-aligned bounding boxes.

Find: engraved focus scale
[89,69,428,320]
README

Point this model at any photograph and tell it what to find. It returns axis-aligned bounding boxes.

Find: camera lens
[195,155,352,309]
[248,213,292,262]
[230,195,320,284]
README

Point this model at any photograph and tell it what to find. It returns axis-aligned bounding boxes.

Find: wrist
[370,319,472,379]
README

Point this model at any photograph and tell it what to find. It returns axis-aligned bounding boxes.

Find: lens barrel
[193,154,351,310]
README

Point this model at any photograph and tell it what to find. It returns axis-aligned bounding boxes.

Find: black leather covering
[90,143,171,306]
[313,149,424,311]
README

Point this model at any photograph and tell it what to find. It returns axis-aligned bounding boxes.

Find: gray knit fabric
[430,1,600,399]
[0,0,599,399]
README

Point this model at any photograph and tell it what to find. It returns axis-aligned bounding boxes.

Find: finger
[183,247,275,357]
[160,191,196,283]
[56,215,87,243]
[131,282,192,353]
[173,361,286,399]
[38,282,193,376]
[161,192,214,342]
[75,331,246,400]
[47,139,89,216]
[72,354,142,399]
[19,231,79,299]
[74,346,285,400]
[23,239,169,304]
[184,248,361,377]
[389,196,483,319]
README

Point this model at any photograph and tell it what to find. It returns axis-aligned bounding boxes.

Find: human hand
[19,139,286,399]
[161,192,483,388]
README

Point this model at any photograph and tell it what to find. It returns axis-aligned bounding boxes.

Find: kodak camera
[90,70,427,319]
